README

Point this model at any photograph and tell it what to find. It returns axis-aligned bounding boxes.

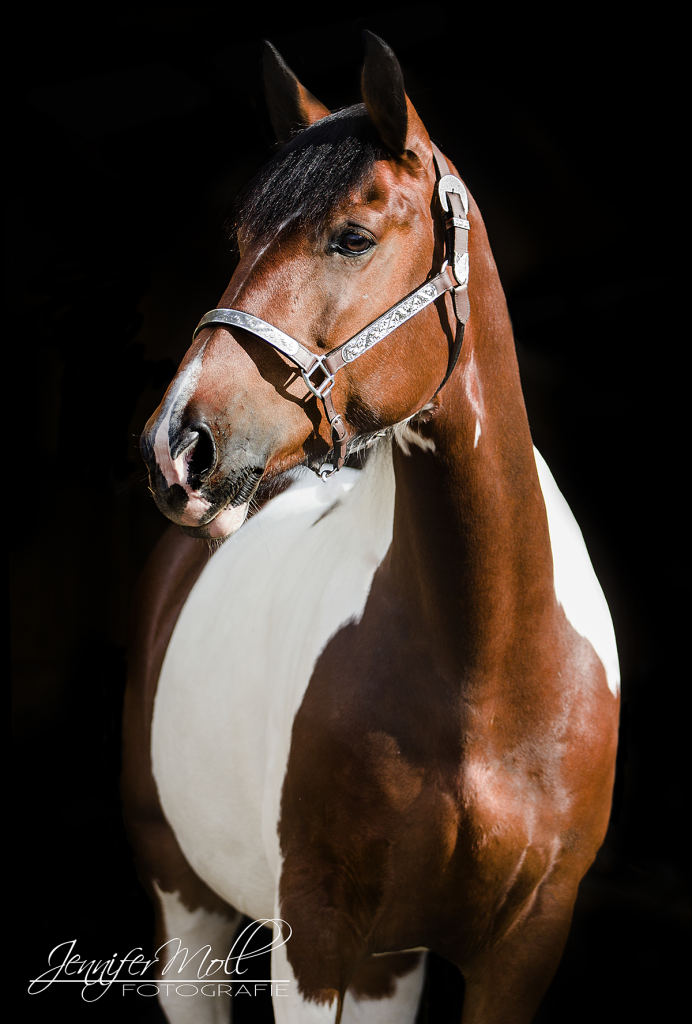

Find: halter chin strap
[193,144,470,480]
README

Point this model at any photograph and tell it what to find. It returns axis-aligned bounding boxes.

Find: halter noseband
[193,146,470,480]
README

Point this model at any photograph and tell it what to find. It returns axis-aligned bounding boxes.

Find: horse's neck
[388,217,555,684]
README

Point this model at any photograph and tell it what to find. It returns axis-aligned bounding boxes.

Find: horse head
[141,34,462,539]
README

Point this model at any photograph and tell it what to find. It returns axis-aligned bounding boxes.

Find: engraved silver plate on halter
[446,216,470,231]
[341,282,438,363]
[235,313,299,356]
[194,309,299,357]
[453,252,469,286]
[438,174,469,216]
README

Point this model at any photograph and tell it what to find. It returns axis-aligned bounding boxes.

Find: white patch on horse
[393,403,436,455]
[152,353,213,524]
[534,448,620,696]
[152,882,240,1024]
[474,418,481,447]
[270,894,340,1023]
[153,356,203,487]
[463,352,484,423]
[341,954,426,1024]
[152,446,396,923]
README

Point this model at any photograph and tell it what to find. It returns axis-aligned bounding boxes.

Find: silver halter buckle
[438,174,469,216]
[301,357,335,399]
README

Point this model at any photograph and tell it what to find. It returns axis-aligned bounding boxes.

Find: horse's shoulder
[122,527,208,824]
[127,525,209,698]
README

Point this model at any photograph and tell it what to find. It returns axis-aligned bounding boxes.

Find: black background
[10,6,686,1022]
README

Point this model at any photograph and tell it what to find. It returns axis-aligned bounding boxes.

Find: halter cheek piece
[193,146,470,481]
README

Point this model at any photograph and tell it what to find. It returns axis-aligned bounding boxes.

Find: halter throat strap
[193,144,470,479]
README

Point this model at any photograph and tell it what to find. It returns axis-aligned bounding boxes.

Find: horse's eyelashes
[333,230,374,256]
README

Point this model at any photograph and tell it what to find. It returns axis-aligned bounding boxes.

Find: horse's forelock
[232,105,387,244]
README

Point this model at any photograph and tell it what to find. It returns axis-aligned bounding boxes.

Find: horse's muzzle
[140,412,264,538]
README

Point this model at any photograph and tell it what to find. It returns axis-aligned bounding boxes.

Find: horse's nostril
[187,423,217,483]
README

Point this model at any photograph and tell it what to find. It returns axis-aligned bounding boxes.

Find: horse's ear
[262,42,331,143]
[361,31,430,166]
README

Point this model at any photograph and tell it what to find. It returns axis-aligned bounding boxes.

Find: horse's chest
[151,462,396,920]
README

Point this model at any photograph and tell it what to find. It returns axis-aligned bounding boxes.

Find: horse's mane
[234,104,386,242]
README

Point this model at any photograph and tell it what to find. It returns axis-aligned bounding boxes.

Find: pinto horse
[123,34,620,1024]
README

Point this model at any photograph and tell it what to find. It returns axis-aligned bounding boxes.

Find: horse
[123,33,620,1024]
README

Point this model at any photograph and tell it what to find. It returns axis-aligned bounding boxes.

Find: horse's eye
[335,230,373,255]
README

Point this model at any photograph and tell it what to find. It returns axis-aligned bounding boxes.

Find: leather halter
[193,146,470,480]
